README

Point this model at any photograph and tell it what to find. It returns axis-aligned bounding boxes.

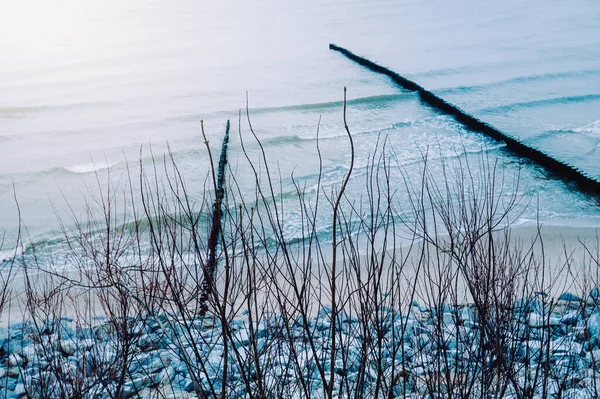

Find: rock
[7,354,25,367]
[561,311,580,326]
[340,312,358,326]
[587,313,600,341]
[59,340,76,356]
[158,365,177,384]
[514,298,543,315]
[183,377,196,392]
[93,323,113,340]
[561,388,591,399]
[145,318,161,333]
[559,292,582,302]
[1,339,24,357]
[8,322,34,340]
[314,320,330,332]
[74,327,92,341]
[4,378,17,391]
[137,333,162,350]
[527,313,545,328]
[228,319,244,332]
[130,323,146,337]
[20,344,38,363]
[13,383,25,397]
[234,329,250,347]
[255,324,272,339]
[458,307,474,326]
[318,305,333,317]
[527,312,560,328]
[6,367,20,378]
[440,312,454,327]
[574,326,590,342]
[6,299,600,396]
[146,356,168,374]
[39,319,73,337]
[122,375,152,397]
[79,338,95,350]
[549,314,562,327]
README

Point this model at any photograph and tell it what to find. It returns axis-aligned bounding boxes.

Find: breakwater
[329,43,600,198]
[200,119,230,315]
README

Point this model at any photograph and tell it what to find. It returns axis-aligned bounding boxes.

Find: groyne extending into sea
[329,43,600,199]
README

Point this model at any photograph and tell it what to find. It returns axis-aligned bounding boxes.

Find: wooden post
[199,119,230,316]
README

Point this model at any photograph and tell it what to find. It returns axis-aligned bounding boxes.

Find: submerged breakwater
[329,44,600,199]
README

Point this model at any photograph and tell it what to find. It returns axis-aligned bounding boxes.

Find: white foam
[64,161,116,174]
[573,120,600,136]
[0,245,25,263]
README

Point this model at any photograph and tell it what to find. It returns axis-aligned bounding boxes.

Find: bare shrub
[1,90,597,399]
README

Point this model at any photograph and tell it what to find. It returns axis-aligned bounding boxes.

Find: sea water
[1,0,599,265]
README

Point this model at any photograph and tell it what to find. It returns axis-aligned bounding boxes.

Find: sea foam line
[63,161,117,174]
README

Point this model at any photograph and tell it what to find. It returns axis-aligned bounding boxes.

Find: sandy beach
[1,223,598,327]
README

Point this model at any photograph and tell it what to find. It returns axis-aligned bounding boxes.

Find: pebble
[7,354,24,367]
[59,340,76,357]
[588,313,600,341]
[6,367,20,378]
[559,292,582,302]
[0,290,598,397]
[527,312,545,328]
[561,310,580,326]
[13,383,25,397]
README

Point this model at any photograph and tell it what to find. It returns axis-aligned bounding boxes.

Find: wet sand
[1,224,598,327]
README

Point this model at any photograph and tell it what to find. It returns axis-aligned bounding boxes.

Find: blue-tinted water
[1,0,599,262]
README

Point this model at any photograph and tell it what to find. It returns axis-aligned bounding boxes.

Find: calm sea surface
[1,0,600,262]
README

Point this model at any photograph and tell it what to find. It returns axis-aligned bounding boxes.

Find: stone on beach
[1,291,600,398]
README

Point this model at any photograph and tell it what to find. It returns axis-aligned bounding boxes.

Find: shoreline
[1,223,598,327]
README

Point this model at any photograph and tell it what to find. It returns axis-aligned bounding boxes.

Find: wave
[159,93,415,125]
[0,134,16,141]
[529,120,600,144]
[436,69,600,95]
[62,161,117,175]
[246,93,415,115]
[573,120,600,136]
[0,161,120,188]
[0,101,118,116]
[0,244,26,263]
[258,120,414,147]
[478,94,600,113]
[261,135,305,146]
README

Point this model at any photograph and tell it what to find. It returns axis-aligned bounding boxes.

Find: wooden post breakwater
[329,43,600,198]
[208,119,230,273]
[200,119,230,315]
